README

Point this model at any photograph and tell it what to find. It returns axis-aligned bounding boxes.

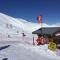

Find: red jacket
[36,37,45,45]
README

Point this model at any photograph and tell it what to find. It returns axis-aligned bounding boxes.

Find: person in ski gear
[36,35,45,45]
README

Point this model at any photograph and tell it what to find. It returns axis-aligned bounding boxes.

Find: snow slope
[0,12,60,42]
[0,12,60,35]
[0,13,40,33]
[0,43,60,60]
[0,13,60,60]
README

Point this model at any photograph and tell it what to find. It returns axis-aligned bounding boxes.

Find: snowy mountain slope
[0,13,23,27]
[0,12,60,42]
[0,12,60,35]
[0,13,36,34]
[0,12,60,40]
[0,13,39,35]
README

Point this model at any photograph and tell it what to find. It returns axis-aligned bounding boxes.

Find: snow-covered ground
[0,13,60,60]
[0,42,60,60]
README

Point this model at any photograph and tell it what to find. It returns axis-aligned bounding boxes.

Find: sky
[0,0,60,24]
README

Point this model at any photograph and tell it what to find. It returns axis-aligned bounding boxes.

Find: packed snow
[0,13,60,60]
[0,42,60,60]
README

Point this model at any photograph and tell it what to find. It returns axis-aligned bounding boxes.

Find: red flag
[37,15,42,24]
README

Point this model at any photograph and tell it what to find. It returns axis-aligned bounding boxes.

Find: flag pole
[37,15,43,34]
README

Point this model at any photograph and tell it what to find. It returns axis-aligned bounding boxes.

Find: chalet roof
[32,27,60,35]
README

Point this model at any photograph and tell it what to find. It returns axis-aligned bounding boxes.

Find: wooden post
[33,36,35,45]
